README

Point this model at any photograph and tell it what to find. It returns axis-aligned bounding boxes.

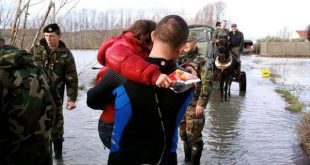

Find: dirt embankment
[1,29,122,50]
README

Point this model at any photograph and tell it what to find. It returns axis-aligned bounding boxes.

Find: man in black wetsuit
[87,15,193,165]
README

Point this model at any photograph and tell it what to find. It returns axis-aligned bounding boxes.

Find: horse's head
[216,39,230,63]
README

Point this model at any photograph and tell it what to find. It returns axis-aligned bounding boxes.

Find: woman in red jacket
[96,19,172,148]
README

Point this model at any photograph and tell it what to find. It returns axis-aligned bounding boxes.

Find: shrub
[297,112,310,156]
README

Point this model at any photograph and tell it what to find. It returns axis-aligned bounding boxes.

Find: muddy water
[54,50,310,165]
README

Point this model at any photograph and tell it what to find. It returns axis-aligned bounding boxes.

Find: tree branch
[30,1,53,48]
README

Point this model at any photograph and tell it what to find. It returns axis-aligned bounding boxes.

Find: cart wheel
[239,71,246,91]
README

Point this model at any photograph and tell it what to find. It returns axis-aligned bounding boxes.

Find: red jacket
[96,32,161,122]
[97,31,161,85]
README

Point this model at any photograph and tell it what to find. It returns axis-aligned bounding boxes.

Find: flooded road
[54,50,310,165]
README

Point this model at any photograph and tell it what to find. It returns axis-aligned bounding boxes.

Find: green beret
[187,31,197,41]
[43,23,60,33]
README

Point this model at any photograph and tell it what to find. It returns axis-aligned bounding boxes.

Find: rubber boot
[184,142,191,162]
[53,140,63,159]
[191,142,203,165]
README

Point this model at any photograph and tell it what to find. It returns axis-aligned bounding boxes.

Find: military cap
[187,31,198,41]
[43,23,60,33]
[231,23,237,27]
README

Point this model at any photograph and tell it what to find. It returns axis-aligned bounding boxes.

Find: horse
[214,38,238,101]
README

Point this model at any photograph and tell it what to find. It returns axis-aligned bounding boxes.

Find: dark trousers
[98,119,114,148]
[108,151,177,165]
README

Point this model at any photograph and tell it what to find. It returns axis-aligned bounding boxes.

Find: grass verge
[275,88,303,112]
[297,112,310,156]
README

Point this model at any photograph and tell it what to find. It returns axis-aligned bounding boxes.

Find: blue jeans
[98,120,114,148]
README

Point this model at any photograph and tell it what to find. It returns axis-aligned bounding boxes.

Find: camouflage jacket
[213,28,230,42]
[179,48,213,107]
[29,38,78,102]
[0,45,56,164]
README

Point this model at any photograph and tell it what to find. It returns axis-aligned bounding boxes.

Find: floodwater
[54,50,310,165]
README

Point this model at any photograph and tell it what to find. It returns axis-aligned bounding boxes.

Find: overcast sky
[3,0,310,41]
[73,0,310,40]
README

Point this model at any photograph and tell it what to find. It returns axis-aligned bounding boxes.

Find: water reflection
[201,83,246,164]
[256,57,310,109]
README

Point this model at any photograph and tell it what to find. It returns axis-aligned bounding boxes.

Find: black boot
[184,142,191,162]
[191,142,203,165]
[53,140,63,159]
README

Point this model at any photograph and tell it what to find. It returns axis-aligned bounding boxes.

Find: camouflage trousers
[179,99,205,147]
[52,106,64,142]
[0,140,53,165]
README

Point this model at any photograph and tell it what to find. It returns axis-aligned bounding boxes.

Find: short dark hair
[154,15,189,50]
[125,19,157,50]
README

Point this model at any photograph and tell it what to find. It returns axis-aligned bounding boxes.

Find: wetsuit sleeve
[87,69,126,110]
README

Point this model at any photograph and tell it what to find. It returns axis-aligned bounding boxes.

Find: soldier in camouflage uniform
[0,45,57,164]
[179,31,213,165]
[29,23,78,159]
[213,20,230,43]
[212,20,230,59]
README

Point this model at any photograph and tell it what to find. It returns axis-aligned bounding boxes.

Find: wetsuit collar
[146,57,177,74]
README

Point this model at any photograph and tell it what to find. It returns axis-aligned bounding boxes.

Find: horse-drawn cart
[188,25,247,97]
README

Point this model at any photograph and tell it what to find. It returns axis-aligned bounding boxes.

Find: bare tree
[206,5,214,26]
[0,1,16,29]
[31,1,54,48]
[124,10,132,28]
[2,1,230,49]
[214,1,226,21]
[10,0,37,45]
[10,0,22,44]
[20,0,30,48]
[194,4,214,26]
[55,0,79,22]
[89,9,96,29]
[29,0,47,6]
[277,27,292,40]
[55,0,74,16]
[52,0,55,22]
